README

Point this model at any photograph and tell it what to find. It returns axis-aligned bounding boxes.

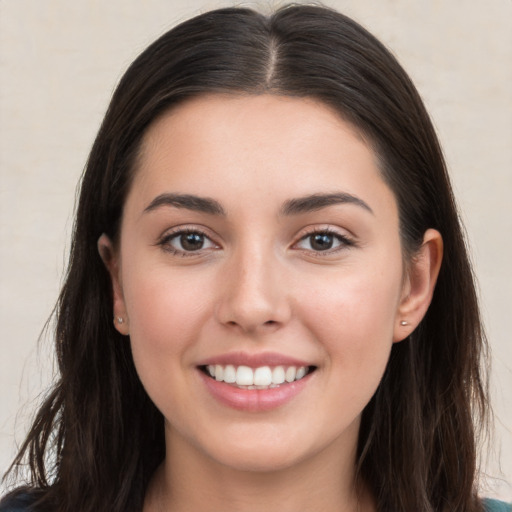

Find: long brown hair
[3,5,488,511]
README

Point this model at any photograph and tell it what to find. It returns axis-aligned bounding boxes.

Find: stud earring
[114,316,124,325]
[400,320,408,326]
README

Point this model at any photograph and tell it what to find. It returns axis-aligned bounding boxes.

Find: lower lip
[198,369,313,412]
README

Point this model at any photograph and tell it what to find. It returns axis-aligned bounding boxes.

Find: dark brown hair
[3,5,488,511]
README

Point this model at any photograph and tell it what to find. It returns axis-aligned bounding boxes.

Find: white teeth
[272,366,285,384]
[215,364,224,381]
[285,366,296,383]
[223,364,236,383]
[205,364,311,387]
[253,366,272,386]
[236,365,254,386]
[296,366,307,380]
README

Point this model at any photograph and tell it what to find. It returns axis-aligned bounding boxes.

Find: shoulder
[0,488,45,512]
[482,498,512,512]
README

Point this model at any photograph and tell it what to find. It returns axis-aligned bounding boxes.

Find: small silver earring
[114,316,124,325]
[400,320,408,326]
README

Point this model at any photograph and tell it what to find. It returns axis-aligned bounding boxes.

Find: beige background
[1,0,511,500]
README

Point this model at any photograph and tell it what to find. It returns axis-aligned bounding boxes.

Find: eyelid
[155,224,356,257]
[157,225,221,256]
[292,225,357,254]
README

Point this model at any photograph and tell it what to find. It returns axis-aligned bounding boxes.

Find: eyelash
[157,226,355,257]
[293,227,356,256]
[158,228,218,257]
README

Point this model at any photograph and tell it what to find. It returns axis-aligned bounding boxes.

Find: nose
[215,244,292,334]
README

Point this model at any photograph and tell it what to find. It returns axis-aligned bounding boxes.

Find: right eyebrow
[143,193,226,216]
[281,192,374,216]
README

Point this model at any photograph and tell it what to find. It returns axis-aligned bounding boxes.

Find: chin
[213,446,306,473]
[193,425,324,474]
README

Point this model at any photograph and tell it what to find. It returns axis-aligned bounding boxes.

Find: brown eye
[180,232,205,251]
[294,230,353,253]
[310,233,334,251]
[161,229,217,254]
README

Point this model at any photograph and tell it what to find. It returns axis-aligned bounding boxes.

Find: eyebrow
[281,192,373,216]
[143,191,373,217]
[143,193,226,216]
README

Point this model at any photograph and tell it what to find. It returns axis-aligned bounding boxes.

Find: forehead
[140,94,367,163]
[127,94,395,219]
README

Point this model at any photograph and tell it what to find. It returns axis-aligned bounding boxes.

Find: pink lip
[198,369,313,412]
[197,351,312,368]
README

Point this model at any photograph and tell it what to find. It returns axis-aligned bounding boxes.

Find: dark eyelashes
[156,226,357,257]
[158,228,208,244]
[299,227,356,247]
[156,228,214,256]
[293,227,357,256]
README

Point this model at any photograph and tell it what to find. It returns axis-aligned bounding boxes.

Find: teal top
[483,498,512,512]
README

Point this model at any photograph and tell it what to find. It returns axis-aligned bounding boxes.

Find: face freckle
[111,94,407,474]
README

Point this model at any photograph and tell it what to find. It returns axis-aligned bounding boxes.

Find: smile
[197,359,317,411]
[202,364,314,389]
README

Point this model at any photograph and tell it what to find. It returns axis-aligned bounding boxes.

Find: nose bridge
[216,236,290,332]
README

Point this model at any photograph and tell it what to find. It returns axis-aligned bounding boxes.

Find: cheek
[301,263,401,327]
[121,267,218,430]
[296,262,402,373]
[122,264,214,378]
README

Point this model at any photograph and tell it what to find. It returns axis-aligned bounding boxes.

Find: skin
[99,94,442,512]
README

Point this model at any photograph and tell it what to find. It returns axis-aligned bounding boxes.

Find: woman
[1,4,510,512]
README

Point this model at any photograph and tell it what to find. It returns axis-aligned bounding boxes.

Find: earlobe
[393,229,443,342]
[97,234,130,335]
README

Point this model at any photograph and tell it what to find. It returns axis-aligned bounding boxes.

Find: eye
[160,229,218,255]
[294,229,353,253]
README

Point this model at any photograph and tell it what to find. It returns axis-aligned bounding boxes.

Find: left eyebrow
[143,193,226,216]
[281,192,374,216]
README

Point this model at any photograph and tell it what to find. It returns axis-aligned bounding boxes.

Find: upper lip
[197,351,314,368]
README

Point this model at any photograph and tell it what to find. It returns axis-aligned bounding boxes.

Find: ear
[393,228,443,342]
[98,233,130,336]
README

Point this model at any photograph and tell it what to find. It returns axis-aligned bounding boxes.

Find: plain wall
[1,0,511,500]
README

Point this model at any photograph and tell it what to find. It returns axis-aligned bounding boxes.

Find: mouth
[199,364,317,390]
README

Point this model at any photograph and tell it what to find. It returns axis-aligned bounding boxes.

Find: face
[103,94,419,474]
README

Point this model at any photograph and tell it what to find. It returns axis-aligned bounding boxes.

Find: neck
[144,424,374,512]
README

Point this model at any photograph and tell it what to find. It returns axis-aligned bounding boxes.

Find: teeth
[223,364,236,383]
[214,364,224,381]
[254,366,272,386]
[285,366,296,383]
[296,366,307,380]
[205,364,310,387]
[272,366,285,385]
[236,365,254,386]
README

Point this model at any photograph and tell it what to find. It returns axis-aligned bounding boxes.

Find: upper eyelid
[292,226,357,251]
[157,225,220,250]
[159,225,216,240]
[157,229,220,258]
[156,224,355,248]
[295,225,354,240]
